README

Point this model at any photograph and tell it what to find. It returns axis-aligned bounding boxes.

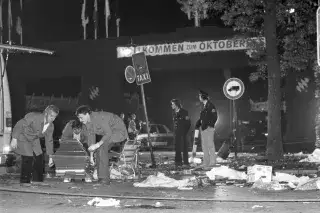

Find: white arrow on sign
[223,78,245,100]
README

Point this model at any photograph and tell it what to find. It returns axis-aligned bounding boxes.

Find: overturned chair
[110,139,140,180]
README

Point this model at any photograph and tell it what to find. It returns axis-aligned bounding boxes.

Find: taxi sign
[125,65,136,83]
[132,52,151,85]
[223,78,245,100]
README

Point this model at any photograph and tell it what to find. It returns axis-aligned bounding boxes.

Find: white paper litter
[272,172,310,188]
[299,149,320,163]
[247,165,272,183]
[93,169,98,180]
[252,205,263,209]
[110,168,122,179]
[216,157,230,163]
[133,172,195,188]
[206,166,247,180]
[295,178,320,190]
[87,197,120,207]
[188,157,202,164]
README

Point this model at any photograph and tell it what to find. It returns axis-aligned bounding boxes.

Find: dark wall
[7,26,249,125]
[7,39,124,123]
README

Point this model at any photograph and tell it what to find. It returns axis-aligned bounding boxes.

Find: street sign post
[317,7,320,66]
[223,78,245,159]
[130,51,155,167]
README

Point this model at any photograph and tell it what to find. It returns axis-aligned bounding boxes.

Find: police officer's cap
[199,90,209,98]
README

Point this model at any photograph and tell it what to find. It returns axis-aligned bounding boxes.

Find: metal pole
[116,18,120,38]
[0,0,3,44]
[0,51,4,135]
[140,84,156,167]
[0,44,54,54]
[233,99,238,159]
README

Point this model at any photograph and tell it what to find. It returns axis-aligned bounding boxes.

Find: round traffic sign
[125,65,136,83]
[223,78,245,100]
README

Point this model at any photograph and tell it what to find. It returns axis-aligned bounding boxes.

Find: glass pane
[150,125,158,133]
[157,125,167,134]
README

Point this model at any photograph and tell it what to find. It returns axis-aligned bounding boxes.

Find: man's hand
[10,138,18,149]
[48,157,54,167]
[88,142,102,152]
[90,156,95,166]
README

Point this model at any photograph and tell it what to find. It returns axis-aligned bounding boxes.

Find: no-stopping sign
[223,78,245,100]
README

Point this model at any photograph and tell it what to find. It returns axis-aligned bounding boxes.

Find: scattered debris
[299,149,320,163]
[87,197,120,207]
[247,165,272,183]
[252,179,288,191]
[252,205,264,209]
[206,166,247,181]
[295,177,320,191]
[188,157,201,164]
[133,172,197,189]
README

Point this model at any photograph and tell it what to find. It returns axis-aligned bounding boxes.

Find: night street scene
[2,0,320,212]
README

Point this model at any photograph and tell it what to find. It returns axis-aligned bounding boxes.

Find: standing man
[171,99,191,168]
[127,113,139,140]
[195,90,218,169]
[10,105,59,185]
[76,105,128,185]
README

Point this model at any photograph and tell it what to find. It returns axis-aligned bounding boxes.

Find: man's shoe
[182,164,190,169]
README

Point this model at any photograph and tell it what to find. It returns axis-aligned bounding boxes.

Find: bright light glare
[3,145,11,154]
[288,8,295,13]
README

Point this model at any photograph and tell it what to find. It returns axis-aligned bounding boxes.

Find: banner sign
[117,37,265,58]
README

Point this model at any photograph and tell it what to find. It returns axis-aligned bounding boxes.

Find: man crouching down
[76,105,128,185]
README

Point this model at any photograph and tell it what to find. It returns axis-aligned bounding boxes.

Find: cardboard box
[247,165,272,183]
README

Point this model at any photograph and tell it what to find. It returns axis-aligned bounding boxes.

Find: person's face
[120,113,125,119]
[73,128,82,135]
[132,114,136,120]
[45,111,58,124]
[77,113,90,124]
[199,94,204,102]
[171,102,177,110]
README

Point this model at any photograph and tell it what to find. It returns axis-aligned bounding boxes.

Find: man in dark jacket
[10,105,59,184]
[171,99,191,167]
[195,90,218,168]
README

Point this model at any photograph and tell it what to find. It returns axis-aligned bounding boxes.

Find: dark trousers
[175,131,189,165]
[96,143,113,181]
[20,153,44,183]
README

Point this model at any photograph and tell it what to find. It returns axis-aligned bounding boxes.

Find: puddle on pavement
[124,204,176,209]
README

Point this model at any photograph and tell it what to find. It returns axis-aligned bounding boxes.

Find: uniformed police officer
[195,90,218,169]
[171,99,191,168]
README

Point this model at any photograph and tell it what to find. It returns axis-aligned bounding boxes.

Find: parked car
[136,124,174,150]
